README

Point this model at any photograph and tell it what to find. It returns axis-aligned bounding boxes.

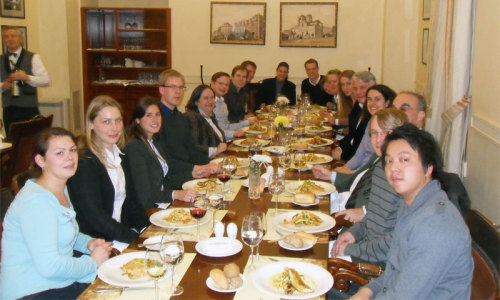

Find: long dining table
[78,110,345,300]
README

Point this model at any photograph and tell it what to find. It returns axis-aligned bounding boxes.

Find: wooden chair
[328,209,500,299]
[11,170,32,195]
[1,114,53,188]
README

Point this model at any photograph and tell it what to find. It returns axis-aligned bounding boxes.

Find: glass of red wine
[190,197,207,241]
[221,156,237,198]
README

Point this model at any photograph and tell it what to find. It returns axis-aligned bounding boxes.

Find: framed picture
[210,2,266,45]
[422,28,429,65]
[422,0,430,20]
[1,25,27,53]
[280,2,338,48]
[0,0,25,19]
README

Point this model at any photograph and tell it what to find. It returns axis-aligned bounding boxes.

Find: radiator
[38,98,70,129]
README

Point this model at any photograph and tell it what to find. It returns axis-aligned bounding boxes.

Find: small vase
[248,160,261,200]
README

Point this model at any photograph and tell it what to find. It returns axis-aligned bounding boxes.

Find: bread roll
[223,263,240,278]
[294,231,318,245]
[210,268,229,290]
[229,275,243,288]
[283,234,304,248]
[294,192,316,204]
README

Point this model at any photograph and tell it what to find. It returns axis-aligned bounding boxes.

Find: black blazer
[123,138,193,210]
[338,103,368,161]
[184,109,225,156]
[67,150,149,243]
[256,77,296,107]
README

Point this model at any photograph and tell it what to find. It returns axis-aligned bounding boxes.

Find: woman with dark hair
[256,62,296,108]
[0,127,112,299]
[68,95,148,244]
[335,84,397,173]
[185,85,227,158]
[124,97,198,210]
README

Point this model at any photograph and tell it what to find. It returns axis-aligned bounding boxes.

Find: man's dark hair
[382,123,443,181]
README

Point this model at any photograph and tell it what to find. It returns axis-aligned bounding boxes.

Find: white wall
[465,0,500,224]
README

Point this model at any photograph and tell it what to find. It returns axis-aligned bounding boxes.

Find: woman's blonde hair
[85,95,125,167]
[372,108,408,132]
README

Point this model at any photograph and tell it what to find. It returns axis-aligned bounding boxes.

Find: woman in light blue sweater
[0,127,112,299]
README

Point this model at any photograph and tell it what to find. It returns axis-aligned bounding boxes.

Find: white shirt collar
[309,76,321,86]
[104,144,123,168]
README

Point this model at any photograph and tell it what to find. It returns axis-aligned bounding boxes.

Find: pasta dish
[283,211,323,226]
[163,209,194,225]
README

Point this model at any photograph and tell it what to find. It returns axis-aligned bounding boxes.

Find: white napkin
[157,202,171,209]
[202,239,235,255]
[112,240,129,252]
[328,240,352,261]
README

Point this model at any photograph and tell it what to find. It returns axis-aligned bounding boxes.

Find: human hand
[87,238,107,251]
[90,241,113,266]
[248,117,258,125]
[173,189,199,202]
[333,166,354,174]
[234,129,244,138]
[335,208,365,223]
[244,112,255,119]
[332,147,342,160]
[8,70,29,81]
[2,79,12,89]
[312,165,332,181]
[331,231,355,257]
[349,287,373,300]
[217,143,228,154]
[192,165,211,178]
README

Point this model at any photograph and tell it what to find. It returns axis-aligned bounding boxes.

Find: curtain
[425,0,474,175]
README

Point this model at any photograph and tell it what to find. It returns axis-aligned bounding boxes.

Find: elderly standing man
[1,26,50,133]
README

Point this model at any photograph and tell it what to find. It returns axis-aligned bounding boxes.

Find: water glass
[241,215,263,270]
[144,250,166,300]
[268,173,285,215]
[160,234,185,296]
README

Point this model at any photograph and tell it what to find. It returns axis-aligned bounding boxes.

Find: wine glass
[241,215,263,270]
[294,152,304,182]
[268,173,285,215]
[190,197,207,241]
[160,234,185,296]
[221,156,237,197]
[250,211,267,262]
[144,249,166,300]
[278,151,291,180]
[206,186,223,231]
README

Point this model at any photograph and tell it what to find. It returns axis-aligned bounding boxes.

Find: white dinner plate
[182,178,223,194]
[304,137,334,148]
[242,126,267,134]
[195,237,243,257]
[263,146,287,154]
[273,210,336,233]
[252,261,333,299]
[305,125,333,134]
[232,138,271,148]
[206,274,247,293]
[291,198,320,207]
[149,208,211,229]
[278,239,315,251]
[290,163,312,171]
[98,251,162,287]
[285,180,336,196]
[302,153,333,165]
[210,157,250,168]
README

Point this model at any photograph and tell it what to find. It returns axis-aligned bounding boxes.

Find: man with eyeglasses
[157,69,218,179]
[392,91,426,129]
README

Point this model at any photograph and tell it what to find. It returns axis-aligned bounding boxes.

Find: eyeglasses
[162,85,187,91]
[370,130,391,138]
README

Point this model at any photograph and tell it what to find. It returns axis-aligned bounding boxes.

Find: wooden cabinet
[81,8,171,122]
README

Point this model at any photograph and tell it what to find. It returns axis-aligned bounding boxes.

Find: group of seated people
[0,59,474,299]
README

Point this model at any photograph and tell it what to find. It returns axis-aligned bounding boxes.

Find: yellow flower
[274,115,290,127]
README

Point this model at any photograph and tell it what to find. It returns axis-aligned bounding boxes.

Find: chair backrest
[11,170,33,195]
[2,114,53,188]
[465,209,500,300]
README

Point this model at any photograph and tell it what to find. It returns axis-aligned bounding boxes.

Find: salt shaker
[226,222,237,239]
[214,221,225,238]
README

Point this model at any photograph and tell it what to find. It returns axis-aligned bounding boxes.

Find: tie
[345,164,375,209]
[8,52,17,58]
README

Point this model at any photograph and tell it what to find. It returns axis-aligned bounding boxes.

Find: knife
[93,286,152,293]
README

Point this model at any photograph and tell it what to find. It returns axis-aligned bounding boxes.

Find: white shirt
[147,139,169,177]
[308,76,321,86]
[1,47,50,89]
[104,144,126,223]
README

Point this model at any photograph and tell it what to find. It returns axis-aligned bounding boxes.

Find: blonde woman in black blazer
[184,85,227,159]
[124,97,198,210]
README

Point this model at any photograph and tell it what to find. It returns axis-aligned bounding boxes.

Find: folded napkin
[201,239,236,255]
[112,240,129,252]
[157,202,171,209]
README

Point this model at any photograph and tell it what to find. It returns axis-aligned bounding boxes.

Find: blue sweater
[0,180,97,299]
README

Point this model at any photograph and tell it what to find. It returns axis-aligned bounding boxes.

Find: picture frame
[1,25,27,53]
[422,28,429,65]
[422,0,430,20]
[0,0,25,19]
[280,2,338,48]
[210,2,266,45]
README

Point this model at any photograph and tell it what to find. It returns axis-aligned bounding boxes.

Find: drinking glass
[241,215,263,270]
[160,234,185,296]
[278,151,291,180]
[206,186,223,230]
[268,173,285,215]
[294,152,304,182]
[250,211,267,262]
[144,249,166,300]
[190,197,207,241]
[221,156,237,197]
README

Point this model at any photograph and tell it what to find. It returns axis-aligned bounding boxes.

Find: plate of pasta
[182,178,223,194]
[273,210,336,233]
[149,208,211,229]
[285,180,336,196]
[232,138,271,148]
[252,261,333,299]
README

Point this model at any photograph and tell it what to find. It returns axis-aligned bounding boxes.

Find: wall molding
[470,114,500,145]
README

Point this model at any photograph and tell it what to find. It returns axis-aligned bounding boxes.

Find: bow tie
[7,52,17,58]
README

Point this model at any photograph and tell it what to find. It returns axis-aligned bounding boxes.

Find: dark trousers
[3,106,40,136]
[20,282,90,300]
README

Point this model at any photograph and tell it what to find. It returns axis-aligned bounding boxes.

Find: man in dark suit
[157,69,217,177]
[255,62,296,108]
